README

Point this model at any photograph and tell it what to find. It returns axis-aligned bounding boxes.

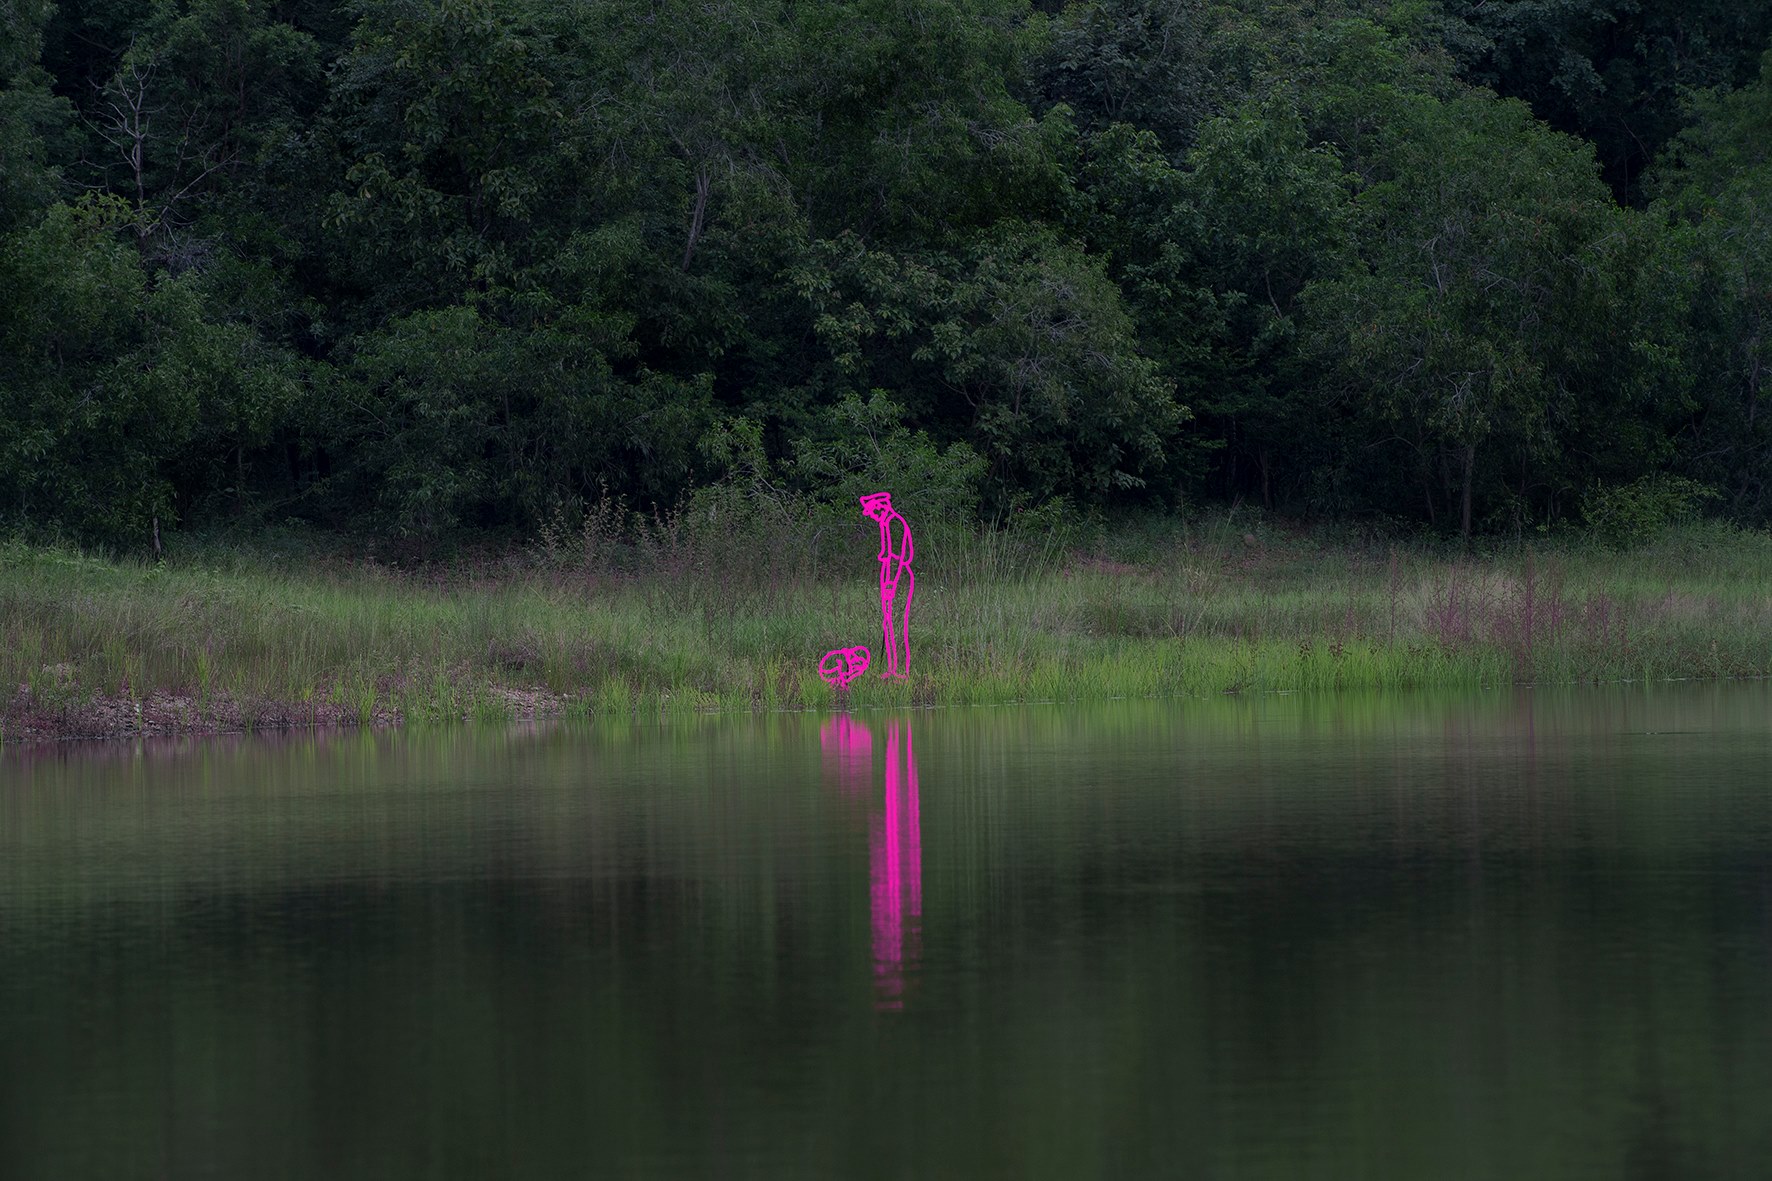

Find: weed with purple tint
[1487,550,1570,681]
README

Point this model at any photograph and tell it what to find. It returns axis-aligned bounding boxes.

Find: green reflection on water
[3,684,1771,1179]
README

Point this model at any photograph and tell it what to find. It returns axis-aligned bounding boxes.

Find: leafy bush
[1581,475,1721,549]
[679,394,985,584]
[789,391,986,528]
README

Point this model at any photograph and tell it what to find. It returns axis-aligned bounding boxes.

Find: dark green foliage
[1302,83,1664,536]
[330,301,712,536]
[0,0,72,229]
[792,225,1183,507]
[0,195,303,543]
[1649,49,1772,522]
[1436,0,1772,202]
[1,0,1769,549]
[1176,91,1351,508]
[1040,0,1220,152]
[1581,473,1720,549]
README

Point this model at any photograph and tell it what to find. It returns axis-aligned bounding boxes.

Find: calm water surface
[4,685,1772,1179]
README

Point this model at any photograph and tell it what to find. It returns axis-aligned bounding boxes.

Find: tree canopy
[2,0,1770,547]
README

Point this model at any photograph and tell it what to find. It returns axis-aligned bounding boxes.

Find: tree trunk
[1420,442,1437,526]
[682,167,711,271]
[1460,443,1476,541]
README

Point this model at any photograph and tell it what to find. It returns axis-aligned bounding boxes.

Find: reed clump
[5,514,1772,741]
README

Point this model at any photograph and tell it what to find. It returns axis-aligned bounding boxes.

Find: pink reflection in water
[871,719,921,1010]
[819,713,873,798]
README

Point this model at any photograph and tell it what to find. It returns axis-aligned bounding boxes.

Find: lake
[4,684,1771,1178]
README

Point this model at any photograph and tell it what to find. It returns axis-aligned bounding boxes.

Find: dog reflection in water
[822,714,921,1009]
[819,712,872,797]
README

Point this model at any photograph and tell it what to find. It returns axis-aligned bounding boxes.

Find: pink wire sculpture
[817,645,871,690]
[859,492,913,680]
[815,493,913,692]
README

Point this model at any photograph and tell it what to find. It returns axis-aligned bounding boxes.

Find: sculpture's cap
[859,491,892,512]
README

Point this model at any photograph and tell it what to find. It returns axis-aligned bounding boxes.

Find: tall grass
[4,515,1772,738]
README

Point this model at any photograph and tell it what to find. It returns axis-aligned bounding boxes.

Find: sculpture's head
[859,491,892,521]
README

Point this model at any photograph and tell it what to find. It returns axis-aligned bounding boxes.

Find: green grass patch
[4,516,1772,738]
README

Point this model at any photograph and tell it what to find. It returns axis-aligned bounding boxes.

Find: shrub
[1581,475,1720,550]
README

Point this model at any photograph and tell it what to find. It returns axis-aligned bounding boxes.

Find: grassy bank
[6,516,1772,743]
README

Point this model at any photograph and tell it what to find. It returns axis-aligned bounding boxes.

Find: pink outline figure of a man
[860,492,913,680]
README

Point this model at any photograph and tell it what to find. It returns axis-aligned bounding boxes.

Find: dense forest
[2,0,1769,550]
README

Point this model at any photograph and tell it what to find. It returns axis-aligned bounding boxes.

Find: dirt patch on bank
[1,683,573,746]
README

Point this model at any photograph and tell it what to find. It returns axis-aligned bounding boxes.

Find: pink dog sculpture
[818,645,871,689]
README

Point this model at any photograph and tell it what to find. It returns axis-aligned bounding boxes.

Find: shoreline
[9,521,1772,749]
[7,672,1769,749]
[0,684,565,747]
